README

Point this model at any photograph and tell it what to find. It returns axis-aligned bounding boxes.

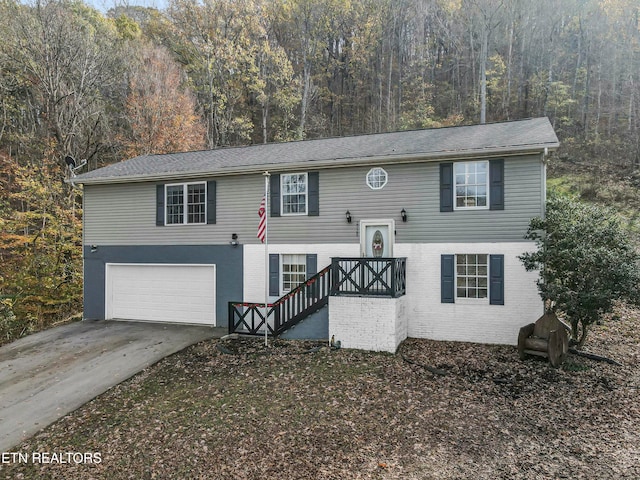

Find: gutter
[71,142,560,186]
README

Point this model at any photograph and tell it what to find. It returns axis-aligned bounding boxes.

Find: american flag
[257,196,266,243]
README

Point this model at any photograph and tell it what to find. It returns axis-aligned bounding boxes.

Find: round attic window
[366,167,388,190]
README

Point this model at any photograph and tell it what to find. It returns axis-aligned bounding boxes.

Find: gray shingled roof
[74,117,558,184]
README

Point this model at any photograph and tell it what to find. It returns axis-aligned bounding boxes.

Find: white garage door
[105,264,216,325]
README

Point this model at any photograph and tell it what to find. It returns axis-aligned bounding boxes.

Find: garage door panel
[106,264,216,325]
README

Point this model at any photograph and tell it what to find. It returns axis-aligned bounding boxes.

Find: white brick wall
[395,242,543,345]
[244,242,542,346]
[329,295,408,353]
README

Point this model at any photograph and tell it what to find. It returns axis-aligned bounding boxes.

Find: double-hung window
[165,182,206,225]
[454,161,488,209]
[456,254,488,299]
[441,253,503,305]
[440,159,503,212]
[281,173,308,215]
[269,253,317,297]
[281,254,307,294]
[270,172,318,217]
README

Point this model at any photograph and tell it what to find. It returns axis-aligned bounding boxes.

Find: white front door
[360,219,394,257]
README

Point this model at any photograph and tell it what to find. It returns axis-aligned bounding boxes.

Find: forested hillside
[1,0,639,340]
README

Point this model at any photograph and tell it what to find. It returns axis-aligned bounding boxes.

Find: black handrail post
[391,259,397,297]
[330,258,338,296]
[252,307,257,333]
[270,303,277,334]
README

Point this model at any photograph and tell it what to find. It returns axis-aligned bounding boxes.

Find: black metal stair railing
[228,265,332,336]
[228,258,407,337]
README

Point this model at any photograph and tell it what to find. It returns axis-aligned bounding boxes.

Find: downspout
[541,147,549,314]
[542,147,549,215]
[80,183,86,321]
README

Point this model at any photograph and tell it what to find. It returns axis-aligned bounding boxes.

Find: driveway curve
[0,320,222,451]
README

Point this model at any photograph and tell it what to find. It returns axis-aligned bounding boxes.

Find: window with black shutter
[156,181,215,226]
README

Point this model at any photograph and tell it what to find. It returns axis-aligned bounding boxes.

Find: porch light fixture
[90,245,98,253]
[345,211,352,223]
[230,233,239,247]
[401,209,407,222]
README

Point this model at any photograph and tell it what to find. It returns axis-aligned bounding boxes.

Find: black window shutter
[440,163,453,212]
[206,180,216,224]
[306,254,317,278]
[306,254,318,299]
[441,254,455,303]
[489,254,505,305]
[308,172,319,216]
[269,254,280,296]
[270,174,280,217]
[156,184,165,226]
[489,159,504,210]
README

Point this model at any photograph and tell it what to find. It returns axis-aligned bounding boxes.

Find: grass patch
[562,359,592,372]
[548,173,640,238]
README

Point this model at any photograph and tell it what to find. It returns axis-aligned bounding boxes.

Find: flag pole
[263,171,270,347]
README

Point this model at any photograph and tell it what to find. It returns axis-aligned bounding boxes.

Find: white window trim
[454,253,489,303]
[366,167,388,190]
[280,254,307,295]
[164,181,207,226]
[453,160,490,211]
[280,172,308,216]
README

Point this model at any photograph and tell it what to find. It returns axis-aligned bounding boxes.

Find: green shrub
[520,193,640,348]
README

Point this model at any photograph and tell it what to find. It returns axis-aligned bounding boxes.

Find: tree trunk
[262,102,268,144]
[595,65,602,141]
[479,27,488,124]
[300,60,310,139]
[505,19,514,118]
[387,49,393,131]
[629,73,635,134]
[544,57,552,119]
[469,28,477,117]
[583,43,591,138]
[572,320,589,350]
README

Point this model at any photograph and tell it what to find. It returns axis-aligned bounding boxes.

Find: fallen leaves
[1,307,639,479]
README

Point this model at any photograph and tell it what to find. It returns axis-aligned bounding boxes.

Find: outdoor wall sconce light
[90,245,98,253]
[401,208,407,222]
[345,211,352,223]
[230,233,239,247]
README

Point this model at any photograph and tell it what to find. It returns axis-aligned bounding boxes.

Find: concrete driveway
[0,320,224,451]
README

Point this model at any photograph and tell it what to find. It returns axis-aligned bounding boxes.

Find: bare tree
[462,0,504,124]
[5,0,123,164]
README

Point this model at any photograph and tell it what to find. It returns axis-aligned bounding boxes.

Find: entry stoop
[328,295,408,353]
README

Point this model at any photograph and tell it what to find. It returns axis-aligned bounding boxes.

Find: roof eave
[73,142,559,186]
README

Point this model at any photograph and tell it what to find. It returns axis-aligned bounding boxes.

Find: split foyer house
[74,117,559,352]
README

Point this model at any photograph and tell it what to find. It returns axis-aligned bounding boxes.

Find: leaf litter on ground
[2,305,639,479]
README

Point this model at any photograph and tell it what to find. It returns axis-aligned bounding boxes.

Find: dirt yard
[2,307,639,479]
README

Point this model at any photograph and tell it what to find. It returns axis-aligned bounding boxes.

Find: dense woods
[1,0,639,339]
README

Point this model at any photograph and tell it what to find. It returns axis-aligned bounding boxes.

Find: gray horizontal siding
[84,154,542,246]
